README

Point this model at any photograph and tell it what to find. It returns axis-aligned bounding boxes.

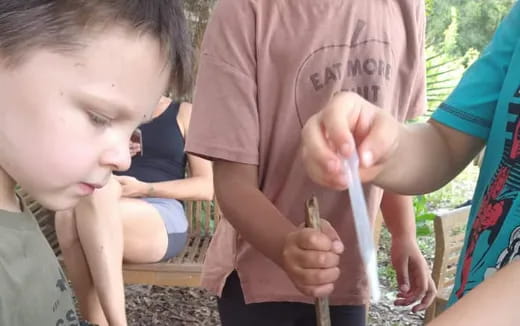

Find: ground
[124,229,429,326]
[124,228,429,326]
[124,276,424,326]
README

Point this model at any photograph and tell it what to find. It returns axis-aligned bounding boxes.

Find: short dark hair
[0,0,192,95]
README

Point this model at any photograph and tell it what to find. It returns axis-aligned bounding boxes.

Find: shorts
[141,197,188,261]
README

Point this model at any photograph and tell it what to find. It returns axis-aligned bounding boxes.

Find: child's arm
[303,1,520,195]
[380,191,436,312]
[428,261,520,326]
[301,92,484,195]
[213,160,344,297]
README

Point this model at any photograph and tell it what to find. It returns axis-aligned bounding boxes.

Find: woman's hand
[129,140,142,157]
[114,175,150,198]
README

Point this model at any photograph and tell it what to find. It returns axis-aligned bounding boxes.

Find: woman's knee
[55,210,80,249]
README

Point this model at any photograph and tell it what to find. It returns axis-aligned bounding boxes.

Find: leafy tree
[426,0,515,59]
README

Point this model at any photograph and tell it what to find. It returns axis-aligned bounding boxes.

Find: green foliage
[424,44,467,114]
[380,262,398,289]
[443,7,459,54]
[425,0,434,17]
[426,0,515,59]
[413,165,479,237]
[414,195,436,237]
[421,1,489,115]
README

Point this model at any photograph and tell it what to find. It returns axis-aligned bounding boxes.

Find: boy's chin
[26,192,80,212]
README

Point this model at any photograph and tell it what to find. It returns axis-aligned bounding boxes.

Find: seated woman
[55,96,213,326]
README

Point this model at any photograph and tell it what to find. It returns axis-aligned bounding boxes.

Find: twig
[305,196,331,326]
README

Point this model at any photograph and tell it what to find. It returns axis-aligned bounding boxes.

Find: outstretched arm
[301,92,484,195]
[429,261,520,326]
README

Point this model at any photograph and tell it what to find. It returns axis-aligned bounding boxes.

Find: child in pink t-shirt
[186,0,435,324]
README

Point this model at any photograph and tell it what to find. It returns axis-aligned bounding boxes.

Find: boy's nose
[100,141,132,172]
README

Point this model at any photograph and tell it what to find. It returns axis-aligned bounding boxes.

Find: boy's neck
[0,167,20,212]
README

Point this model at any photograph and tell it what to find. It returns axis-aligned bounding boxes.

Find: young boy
[301,2,520,325]
[186,0,435,324]
[0,1,191,325]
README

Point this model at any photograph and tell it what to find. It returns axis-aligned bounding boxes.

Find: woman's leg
[120,197,187,263]
[118,197,170,263]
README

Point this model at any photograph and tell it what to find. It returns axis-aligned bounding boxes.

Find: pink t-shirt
[186,0,426,305]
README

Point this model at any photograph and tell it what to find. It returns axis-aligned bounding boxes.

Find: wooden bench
[423,206,470,324]
[17,190,221,288]
[123,199,221,287]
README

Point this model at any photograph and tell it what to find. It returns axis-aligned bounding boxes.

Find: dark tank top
[119,101,187,182]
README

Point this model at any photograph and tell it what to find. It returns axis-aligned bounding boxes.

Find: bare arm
[301,92,485,195]
[429,261,520,326]
[143,101,214,201]
[380,192,416,240]
[213,160,343,297]
[380,191,436,311]
[147,153,213,201]
[376,119,485,194]
[213,160,297,266]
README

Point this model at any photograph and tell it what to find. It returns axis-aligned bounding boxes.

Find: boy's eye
[87,111,111,127]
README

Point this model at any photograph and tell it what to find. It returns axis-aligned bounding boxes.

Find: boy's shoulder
[0,208,79,324]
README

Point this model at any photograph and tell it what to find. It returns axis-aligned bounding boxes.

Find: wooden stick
[305,196,331,326]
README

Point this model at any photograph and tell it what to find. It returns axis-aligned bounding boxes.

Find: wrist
[145,183,155,197]
[391,231,416,243]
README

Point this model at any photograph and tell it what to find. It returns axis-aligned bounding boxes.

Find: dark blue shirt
[119,101,187,183]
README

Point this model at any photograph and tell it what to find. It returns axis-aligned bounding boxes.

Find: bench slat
[424,206,470,324]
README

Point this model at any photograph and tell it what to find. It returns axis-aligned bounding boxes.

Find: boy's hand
[391,236,436,312]
[282,219,344,298]
[301,91,401,189]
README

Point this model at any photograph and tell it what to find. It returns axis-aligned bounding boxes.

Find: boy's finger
[301,114,341,168]
[319,220,344,253]
[401,260,430,301]
[297,229,335,251]
[410,273,429,300]
[295,266,341,286]
[292,249,340,269]
[319,93,358,157]
[412,280,436,312]
[395,258,410,294]
[357,110,400,169]
[301,115,347,189]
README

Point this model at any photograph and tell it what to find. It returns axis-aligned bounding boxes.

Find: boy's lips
[78,182,103,195]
